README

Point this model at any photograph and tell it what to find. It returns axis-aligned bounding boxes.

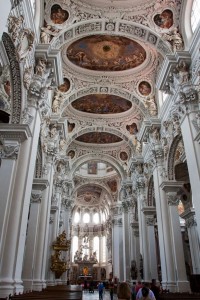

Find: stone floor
[82,290,116,300]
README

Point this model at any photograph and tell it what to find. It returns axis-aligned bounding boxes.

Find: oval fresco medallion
[126,123,138,135]
[154,9,173,29]
[138,81,152,96]
[76,132,122,144]
[67,35,146,71]
[58,78,70,92]
[51,4,69,24]
[67,150,75,159]
[120,151,128,161]
[72,94,132,114]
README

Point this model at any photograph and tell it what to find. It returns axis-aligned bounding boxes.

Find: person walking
[109,280,114,300]
[98,281,104,300]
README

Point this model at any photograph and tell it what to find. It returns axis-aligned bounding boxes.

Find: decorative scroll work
[2,33,22,124]
[0,142,19,160]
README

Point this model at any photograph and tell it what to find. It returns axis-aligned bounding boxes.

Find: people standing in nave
[98,281,104,300]
[136,282,156,300]
[150,279,160,300]
[117,282,131,300]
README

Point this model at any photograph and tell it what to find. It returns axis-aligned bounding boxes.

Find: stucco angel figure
[40,25,60,44]
[7,15,24,42]
[52,89,65,113]
[144,96,157,116]
[162,28,184,52]
[176,60,190,84]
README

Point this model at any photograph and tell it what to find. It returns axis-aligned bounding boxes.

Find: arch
[51,19,172,57]
[65,126,135,151]
[70,153,126,179]
[73,181,113,201]
[180,0,193,49]
[167,134,182,180]
[61,86,148,118]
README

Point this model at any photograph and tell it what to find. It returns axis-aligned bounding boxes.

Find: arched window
[93,212,99,224]
[102,236,106,262]
[93,236,99,261]
[72,236,78,262]
[74,212,80,223]
[191,0,200,32]
[83,212,90,223]
[102,212,106,222]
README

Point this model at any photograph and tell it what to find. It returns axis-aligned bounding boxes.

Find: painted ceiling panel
[67,35,146,71]
[71,94,132,114]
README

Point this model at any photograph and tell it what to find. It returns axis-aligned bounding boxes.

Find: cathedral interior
[1,0,200,298]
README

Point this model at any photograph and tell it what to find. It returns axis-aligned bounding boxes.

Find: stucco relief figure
[35,58,47,77]
[154,9,173,29]
[7,15,24,42]
[16,28,35,61]
[0,64,11,113]
[40,25,60,43]
[144,96,157,116]
[175,60,190,84]
[163,28,184,52]
[130,260,138,280]
[51,4,69,24]
[52,90,64,113]
[138,81,151,96]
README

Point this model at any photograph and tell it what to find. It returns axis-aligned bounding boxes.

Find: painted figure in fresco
[138,81,151,96]
[51,4,69,24]
[126,123,138,134]
[58,78,70,92]
[154,9,173,29]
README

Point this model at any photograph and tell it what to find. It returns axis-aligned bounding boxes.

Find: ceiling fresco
[154,9,173,29]
[71,94,132,114]
[76,132,123,144]
[50,4,69,24]
[77,185,102,195]
[67,35,146,72]
[138,81,152,96]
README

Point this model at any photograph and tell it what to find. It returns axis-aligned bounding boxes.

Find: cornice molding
[0,124,32,142]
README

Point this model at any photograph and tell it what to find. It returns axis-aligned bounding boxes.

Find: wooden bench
[9,285,83,300]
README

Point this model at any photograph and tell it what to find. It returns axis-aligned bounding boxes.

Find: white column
[122,211,130,281]
[22,179,49,291]
[143,211,158,281]
[130,222,140,280]
[47,186,61,285]
[153,167,176,291]
[181,209,200,274]
[0,122,39,298]
[180,111,200,240]
[32,156,55,291]
[137,193,150,281]
[161,183,190,292]
[112,217,124,281]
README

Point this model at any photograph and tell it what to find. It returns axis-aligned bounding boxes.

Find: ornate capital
[0,142,19,160]
[185,216,197,228]
[146,216,155,226]
[31,192,42,203]
[167,192,179,206]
